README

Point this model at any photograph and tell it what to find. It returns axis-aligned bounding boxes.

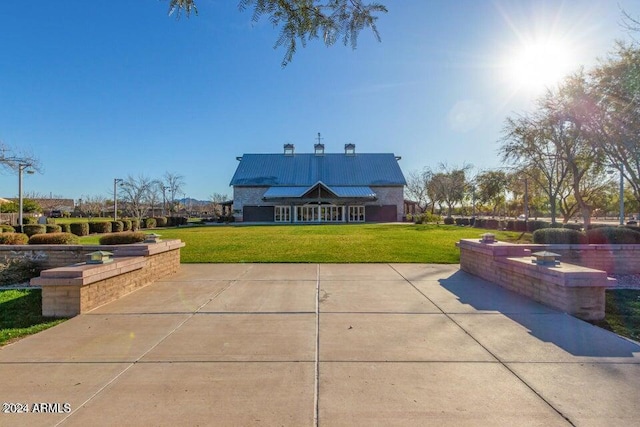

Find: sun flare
[504,37,576,94]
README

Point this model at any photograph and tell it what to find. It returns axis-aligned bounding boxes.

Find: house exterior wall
[233,185,404,222]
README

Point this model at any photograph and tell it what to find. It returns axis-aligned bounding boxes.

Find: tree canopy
[167,0,387,66]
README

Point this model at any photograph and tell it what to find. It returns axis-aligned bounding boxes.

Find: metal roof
[263,184,376,199]
[230,153,406,187]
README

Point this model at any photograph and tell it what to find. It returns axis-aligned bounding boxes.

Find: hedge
[28,232,79,245]
[98,231,146,245]
[443,217,454,225]
[59,223,71,233]
[526,220,550,232]
[111,221,124,232]
[0,233,29,245]
[532,228,587,244]
[70,222,89,236]
[121,219,132,231]
[154,217,168,227]
[586,227,640,244]
[0,225,15,233]
[22,224,46,237]
[143,218,157,229]
[130,219,140,231]
[46,224,62,233]
[89,221,112,234]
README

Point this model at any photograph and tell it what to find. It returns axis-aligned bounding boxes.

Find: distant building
[229,143,406,223]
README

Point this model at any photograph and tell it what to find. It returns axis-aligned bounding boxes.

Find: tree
[0,142,41,173]
[0,199,41,214]
[80,195,108,217]
[590,43,640,208]
[500,114,570,224]
[404,168,433,213]
[119,175,154,220]
[162,172,185,216]
[209,192,230,217]
[428,164,471,217]
[474,170,508,216]
[167,0,387,66]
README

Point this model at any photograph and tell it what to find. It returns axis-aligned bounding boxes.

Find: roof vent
[284,143,295,156]
[314,143,325,156]
[344,143,356,156]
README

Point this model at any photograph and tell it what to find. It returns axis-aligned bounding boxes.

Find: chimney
[314,143,325,156]
[284,143,295,156]
[344,143,356,156]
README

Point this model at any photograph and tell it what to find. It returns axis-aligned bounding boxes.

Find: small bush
[0,225,15,233]
[484,219,500,230]
[21,216,38,225]
[130,219,140,231]
[59,223,71,233]
[99,231,146,245]
[70,222,89,236]
[0,233,29,245]
[111,221,124,232]
[121,219,132,231]
[532,228,587,244]
[22,224,46,237]
[0,257,40,285]
[443,217,454,225]
[29,232,79,245]
[143,218,157,229]
[154,217,168,227]
[586,227,640,244]
[89,221,112,234]
[46,224,62,233]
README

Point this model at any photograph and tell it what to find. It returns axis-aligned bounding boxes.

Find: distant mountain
[178,197,210,206]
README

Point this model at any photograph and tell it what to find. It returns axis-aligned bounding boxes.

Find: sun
[504,37,576,95]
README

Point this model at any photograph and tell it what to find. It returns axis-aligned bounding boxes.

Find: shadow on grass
[0,289,67,346]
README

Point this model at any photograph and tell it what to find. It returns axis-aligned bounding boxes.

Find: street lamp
[113,178,123,221]
[18,163,34,232]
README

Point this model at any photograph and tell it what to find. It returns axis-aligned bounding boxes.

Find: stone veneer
[458,239,612,321]
[31,240,184,317]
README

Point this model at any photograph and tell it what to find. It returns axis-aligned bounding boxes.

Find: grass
[0,289,67,346]
[594,290,640,342]
[79,223,530,263]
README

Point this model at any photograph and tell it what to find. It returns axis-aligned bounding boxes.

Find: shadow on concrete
[438,271,640,358]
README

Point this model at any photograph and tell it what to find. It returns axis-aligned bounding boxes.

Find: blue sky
[1,0,638,202]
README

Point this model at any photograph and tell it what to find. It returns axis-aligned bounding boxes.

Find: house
[229,143,406,223]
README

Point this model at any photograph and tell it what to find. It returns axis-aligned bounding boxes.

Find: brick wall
[458,239,609,321]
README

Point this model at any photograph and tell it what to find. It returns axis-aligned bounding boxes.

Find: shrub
[532,228,587,244]
[59,223,71,233]
[29,232,79,245]
[130,219,140,231]
[99,231,146,245]
[0,233,29,245]
[89,221,112,234]
[443,217,454,225]
[455,217,470,226]
[21,216,38,225]
[586,227,640,244]
[22,224,46,237]
[111,221,124,232]
[46,224,62,233]
[154,217,168,227]
[0,257,40,285]
[413,214,424,224]
[0,225,15,233]
[143,218,157,229]
[70,222,89,236]
[121,219,132,231]
[484,219,500,230]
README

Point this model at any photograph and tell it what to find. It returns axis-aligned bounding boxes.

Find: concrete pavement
[1,263,639,426]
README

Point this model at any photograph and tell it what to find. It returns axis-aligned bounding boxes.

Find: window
[295,205,343,222]
[349,206,365,222]
[274,206,291,222]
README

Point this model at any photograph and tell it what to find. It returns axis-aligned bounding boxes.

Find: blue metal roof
[230,153,406,187]
[263,184,376,199]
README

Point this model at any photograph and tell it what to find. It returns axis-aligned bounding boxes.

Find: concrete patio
[1,263,639,426]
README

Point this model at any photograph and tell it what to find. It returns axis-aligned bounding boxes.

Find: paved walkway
[1,264,639,426]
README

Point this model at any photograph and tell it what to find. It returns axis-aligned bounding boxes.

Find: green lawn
[0,289,67,346]
[594,290,640,342]
[80,223,530,263]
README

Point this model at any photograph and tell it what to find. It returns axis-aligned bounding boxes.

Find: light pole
[523,178,529,221]
[113,178,123,221]
[18,163,34,232]
[162,186,169,216]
